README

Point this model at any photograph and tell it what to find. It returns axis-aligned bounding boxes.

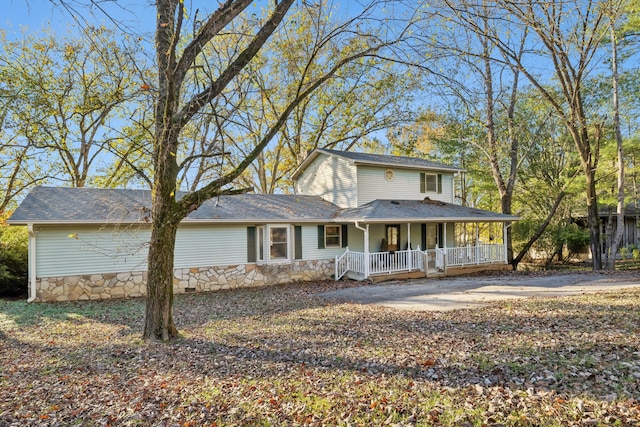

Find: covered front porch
[334,222,510,281]
[333,199,518,281]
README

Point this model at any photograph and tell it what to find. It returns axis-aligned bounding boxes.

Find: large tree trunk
[585,170,602,270]
[606,22,625,270]
[143,213,180,341]
[143,126,181,341]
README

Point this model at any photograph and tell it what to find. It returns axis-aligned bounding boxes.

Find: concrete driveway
[318,272,640,311]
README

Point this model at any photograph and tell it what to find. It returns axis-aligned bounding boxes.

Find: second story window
[420,172,442,194]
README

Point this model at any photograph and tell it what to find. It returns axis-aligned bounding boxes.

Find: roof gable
[291,148,463,180]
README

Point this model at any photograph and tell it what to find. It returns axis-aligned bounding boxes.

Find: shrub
[619,246,629,259]
[633,249,640,261]
[0,221,28,296]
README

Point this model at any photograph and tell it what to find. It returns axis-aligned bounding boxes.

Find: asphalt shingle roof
[335,199,519,223]
[318,149,463,172]
[8,188,518,225]
[7,187,341,224]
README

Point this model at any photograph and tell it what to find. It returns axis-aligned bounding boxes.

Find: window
[270,227,288,260]
[249,225,293,263]
[325,225,342,247]
[420,172,442,194]
[318,225,348,249]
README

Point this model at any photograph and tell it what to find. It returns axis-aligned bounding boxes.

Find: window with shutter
[420,172,442,193]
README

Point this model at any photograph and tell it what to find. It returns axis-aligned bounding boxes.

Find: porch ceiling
[334,199,520,223]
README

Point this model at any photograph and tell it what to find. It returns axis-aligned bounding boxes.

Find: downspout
[27,224,37,302]
[354,222,369,278]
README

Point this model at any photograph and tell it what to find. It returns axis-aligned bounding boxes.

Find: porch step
[426,269,446,278]
[346,272,366,281]
[370,270,426,283]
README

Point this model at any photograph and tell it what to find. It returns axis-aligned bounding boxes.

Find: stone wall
[34,259,335,302]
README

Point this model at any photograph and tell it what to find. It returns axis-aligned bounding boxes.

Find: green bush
[0,222,28,296]
[561,223,590,255]
[633,249,640,261]
[620,246,629,259]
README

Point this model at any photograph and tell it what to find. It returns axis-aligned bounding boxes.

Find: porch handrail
[335,247,366,280]
[335,248,349,280]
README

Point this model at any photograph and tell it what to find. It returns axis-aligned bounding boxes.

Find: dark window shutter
[341,224,348,247]
[421,224,427,250]
[437,174,443,194]
[247,226,256,262]
[438,223,444,247]
[317,225,325,249]
[420,172,426,193]
[294,226,303,260]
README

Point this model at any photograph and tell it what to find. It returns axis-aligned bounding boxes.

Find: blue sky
[4,1,155,37]
[3,1,293,39]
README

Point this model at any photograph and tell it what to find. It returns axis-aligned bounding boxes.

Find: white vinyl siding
[174,225,247,268]
[35,225,150,277]
[295,153,358,208]
[356,166,454,205]
[35,224,248,277]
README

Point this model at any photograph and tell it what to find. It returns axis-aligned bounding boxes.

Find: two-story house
[8,148,518,302]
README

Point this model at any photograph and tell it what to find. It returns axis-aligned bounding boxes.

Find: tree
[144,0,413,340]
[169,3,419,195]
[604,0,640,268]
[510,98,583,267]
[470,0,619,270]
[0,37,52,212]
[0,27,149,188]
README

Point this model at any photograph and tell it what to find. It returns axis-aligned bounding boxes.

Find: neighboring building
[598,205,640,251]
[8,148,518,302]
[569,205,640,260]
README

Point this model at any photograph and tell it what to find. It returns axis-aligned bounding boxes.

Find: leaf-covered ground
[1,272,639,426]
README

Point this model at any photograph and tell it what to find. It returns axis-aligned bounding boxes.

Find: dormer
[291,149,463,208]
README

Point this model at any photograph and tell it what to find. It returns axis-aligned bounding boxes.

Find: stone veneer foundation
[34,259,335,302]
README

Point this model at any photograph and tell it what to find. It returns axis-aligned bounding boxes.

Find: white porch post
[407,223,412,270]
[503,222,508,264]
[476,222,480,265]
[443,222,447,250]
[364,224,370,278]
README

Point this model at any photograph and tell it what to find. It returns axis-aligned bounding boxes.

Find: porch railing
[446,244,505,267]
[335,248,365,280]
[369,249,425,275]
[336,244,505,280]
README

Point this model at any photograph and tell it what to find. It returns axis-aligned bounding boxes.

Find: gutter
[27,224,36,302]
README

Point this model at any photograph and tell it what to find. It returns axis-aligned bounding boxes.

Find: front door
[386,224,400,252]
[425,224,439,249]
